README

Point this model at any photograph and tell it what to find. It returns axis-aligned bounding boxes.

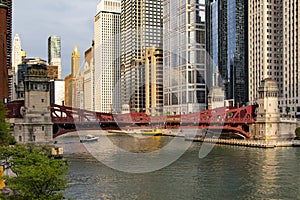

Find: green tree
[0,102,15,145]
[0,145,69,200]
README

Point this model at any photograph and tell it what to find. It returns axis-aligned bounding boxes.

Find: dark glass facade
[207,0,248,105]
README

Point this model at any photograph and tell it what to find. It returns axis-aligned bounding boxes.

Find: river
[56,131,300,200]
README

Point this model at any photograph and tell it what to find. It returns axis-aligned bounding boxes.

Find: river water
[56,131,300,200]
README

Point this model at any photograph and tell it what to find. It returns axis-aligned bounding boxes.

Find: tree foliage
[0,144,69,200]
[0,102,15,145]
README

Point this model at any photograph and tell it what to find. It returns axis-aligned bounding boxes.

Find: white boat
[80,135,99,143]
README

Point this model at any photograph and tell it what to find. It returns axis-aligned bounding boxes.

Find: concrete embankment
[185,136,300,148]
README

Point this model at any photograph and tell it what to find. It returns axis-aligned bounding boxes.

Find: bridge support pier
[12,64,53,144]
[250,78,295,140]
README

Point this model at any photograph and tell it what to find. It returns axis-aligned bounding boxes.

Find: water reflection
[56,133,300,200]
[107,134,164,153]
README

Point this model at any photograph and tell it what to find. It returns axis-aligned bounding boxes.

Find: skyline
[12,0,97,78]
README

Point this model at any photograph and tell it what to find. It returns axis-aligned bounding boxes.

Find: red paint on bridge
[6,101,257,138]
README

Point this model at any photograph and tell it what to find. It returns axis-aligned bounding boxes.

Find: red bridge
[6,100,257,138]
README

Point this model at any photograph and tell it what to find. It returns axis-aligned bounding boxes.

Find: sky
[13,0,98,78]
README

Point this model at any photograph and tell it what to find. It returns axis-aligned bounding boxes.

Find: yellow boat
[137,129,163,136]
[108,130,129,134]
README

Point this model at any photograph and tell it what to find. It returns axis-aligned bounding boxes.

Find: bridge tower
[251,78,280,140]
[13,63,53,144]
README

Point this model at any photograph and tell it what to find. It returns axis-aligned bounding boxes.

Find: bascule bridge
[6,77,297,142]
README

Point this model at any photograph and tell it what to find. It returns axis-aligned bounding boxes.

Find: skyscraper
[71,45,80,77]
[248,0,283,105]
[64,45,80,107]
[94,0,121,113]
[249,0,300,117]
[71,45,80,108]
[12,34,22,80]
[282,0,300,117]
[206,0,248,106]
[163,0,207,115]
[48,35,62,79]
[135,47,163,115]
[0,3,8,102]
[120,0,163,112]
[206,0,219,87]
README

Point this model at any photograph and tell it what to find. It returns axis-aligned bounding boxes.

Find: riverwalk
[184,136,300,148]
[62,130,300,149]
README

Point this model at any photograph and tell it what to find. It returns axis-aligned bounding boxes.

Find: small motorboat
[80,135,99,143]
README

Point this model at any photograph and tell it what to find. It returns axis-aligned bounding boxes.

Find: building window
[19,136,22,142]
[41,99,44,103]
[42,126,45,131]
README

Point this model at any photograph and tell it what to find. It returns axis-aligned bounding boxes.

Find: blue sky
[13,0,98,78]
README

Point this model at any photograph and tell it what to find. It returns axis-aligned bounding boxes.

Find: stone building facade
[13,64,53,144]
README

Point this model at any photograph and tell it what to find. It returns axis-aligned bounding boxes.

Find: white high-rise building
[248,0,283,105]
[282,0,300,117]
[248,0,300,118]
[94,0,121,113]
[48,35,62,79]
[12,34,22,100]
[163,0,207,115]
[12,34,22,76]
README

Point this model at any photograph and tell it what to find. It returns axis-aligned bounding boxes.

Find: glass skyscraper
[163,0,207,115]
[48,35,62,79]
[207,0,248,105]
[206,0,222,89]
